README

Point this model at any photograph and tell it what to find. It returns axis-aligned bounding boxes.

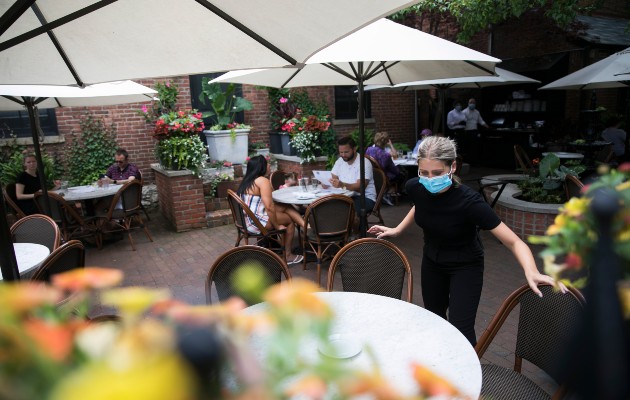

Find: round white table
[393,158,418,167]
[542,151,584,160]
[55,184,122,201]
[272,186,353,206]
[0,243,50,280]
[244,292,482,398]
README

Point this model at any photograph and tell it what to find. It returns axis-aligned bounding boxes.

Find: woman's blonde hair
[418,136,461,184]
[373,131,390,148]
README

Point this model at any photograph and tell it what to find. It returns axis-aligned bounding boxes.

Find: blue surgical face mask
[455,105,462,112]
[418,167,453,194]
[468,103,476,110]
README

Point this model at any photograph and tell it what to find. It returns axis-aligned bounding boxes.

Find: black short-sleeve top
[16,171,41,194]
[406,179,501,264]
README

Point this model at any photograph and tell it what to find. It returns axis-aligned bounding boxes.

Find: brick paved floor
[85,166,556,394]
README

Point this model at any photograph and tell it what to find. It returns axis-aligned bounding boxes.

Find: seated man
[94,148,141,214]
[328,136,377,231]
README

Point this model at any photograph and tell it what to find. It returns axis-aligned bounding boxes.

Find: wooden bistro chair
[96,181,153,251]
[10,213,61,253]
[327,238,413,302]
[34,191,102,248]
[563,174,584,201]
[366,167,387,226]
[30,240,85,283]
[205,245,291,305]
[514,144,535,174]
[301,194,354,286]
[3,183,26,224]
[226,189,286,259]
[475,284,586,400]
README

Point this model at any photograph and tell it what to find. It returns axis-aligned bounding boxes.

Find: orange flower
[340,371,401,400]
[24,319,87,362]
[285,375,327,399]
[264,279,331,319]
[52,267,123,291]
[0,282,61,314]
[412,363,461,397]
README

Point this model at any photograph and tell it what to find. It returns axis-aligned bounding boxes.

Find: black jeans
[421,254,484,346]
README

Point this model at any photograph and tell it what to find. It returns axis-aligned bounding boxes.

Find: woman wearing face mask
[368,136,564,346]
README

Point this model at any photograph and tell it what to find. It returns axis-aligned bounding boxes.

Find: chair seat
[306,230,346,243]
[481,364,551,400]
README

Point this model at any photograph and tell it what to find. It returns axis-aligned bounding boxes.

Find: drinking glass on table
[299,177,309,192]
[311,178,319,190]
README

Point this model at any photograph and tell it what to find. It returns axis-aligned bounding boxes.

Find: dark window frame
[189,73,245,127]
[334,86,371,120]
[0,108,59,138]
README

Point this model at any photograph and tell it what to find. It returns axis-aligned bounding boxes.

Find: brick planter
[274,154,328,177]
[481,174,561,240]
[152,164,207,232]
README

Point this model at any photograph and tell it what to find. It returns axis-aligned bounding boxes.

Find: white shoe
[382,194,394,206]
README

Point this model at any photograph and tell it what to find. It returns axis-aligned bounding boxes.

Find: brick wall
[154,167,206,232]
[494,203,558,240]
[277,159,328,177]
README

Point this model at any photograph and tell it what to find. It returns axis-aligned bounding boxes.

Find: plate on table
[318,334,362,359]
[294,192,316,200]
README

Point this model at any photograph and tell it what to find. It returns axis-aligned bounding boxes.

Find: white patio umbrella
[539,47,630,90]
[0,0,418,86]
[210,19,500,236]
[364,67,539,132]
[0,80,156,281]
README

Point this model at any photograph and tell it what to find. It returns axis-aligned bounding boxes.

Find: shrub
[64,113,118,186]
[0,131,60,187]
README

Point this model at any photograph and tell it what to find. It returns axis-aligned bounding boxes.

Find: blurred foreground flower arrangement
[0,266,462,400]
[529,163,630,316]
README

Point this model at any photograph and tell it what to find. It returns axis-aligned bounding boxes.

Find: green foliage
[0,133,59,187]
[199,80,253,130]
[393,142,411,153]
[156,135,207,176]
[138,80,179,123]
[349,127,375,150]
[64,113,118,186]
[391,0,596,43]
[517,153,586,203]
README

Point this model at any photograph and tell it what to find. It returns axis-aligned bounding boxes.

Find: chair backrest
[30,240,85,282]
[106,180,142,218]
[269,170,285,190]
[371,167,387,211]
[226,189,271,236]
[10,214,61,252]
[327,238,413,302]
[454,154,464,176]
[303,195,354,240]
[205,245,291,304]
[514,145,534,172]
[564,175,584,200]
[594,144,614,164]
[3,183,26,220]
[34,191,64,225]
[365,154,383,171]
[476,284,585,383]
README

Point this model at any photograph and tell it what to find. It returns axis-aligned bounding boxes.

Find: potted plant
[281,113,330,163]
[153,110,208,176]
[269,95,297,154]
[199,79,253,164]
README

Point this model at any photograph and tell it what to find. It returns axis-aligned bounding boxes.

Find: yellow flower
[618,282,630,319]
[102,287,171,317]
[0,282,61,314]
[284,375,327,399]
[561,197,590,217]
[616,180,630,192]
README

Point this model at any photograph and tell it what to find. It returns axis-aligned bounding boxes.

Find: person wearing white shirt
[461,98,488,164]
[329,136,377,232]
[447,102,466,131]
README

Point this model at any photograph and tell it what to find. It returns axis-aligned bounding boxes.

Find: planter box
[217,179,242,198]
[204,129,249,164]
[280,134,298,156]
[269,132,282,154]
[255,148,270,156]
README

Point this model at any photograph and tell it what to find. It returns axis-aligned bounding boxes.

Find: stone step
[206,209,232,228]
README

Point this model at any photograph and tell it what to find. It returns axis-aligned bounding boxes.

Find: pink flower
[142,105,148,113]
[280,97,288,104]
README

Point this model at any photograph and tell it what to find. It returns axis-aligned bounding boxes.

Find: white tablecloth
[393,158,418,166]
[272,186,353,205]
[0,243,50,280]
[244,292,482,398]
[55,184,122,201]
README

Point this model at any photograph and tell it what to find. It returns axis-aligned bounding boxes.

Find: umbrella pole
[357,67,367,238]
[25,98,51,216]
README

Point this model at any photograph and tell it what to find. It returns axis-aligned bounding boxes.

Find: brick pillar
[152,164,206,232]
